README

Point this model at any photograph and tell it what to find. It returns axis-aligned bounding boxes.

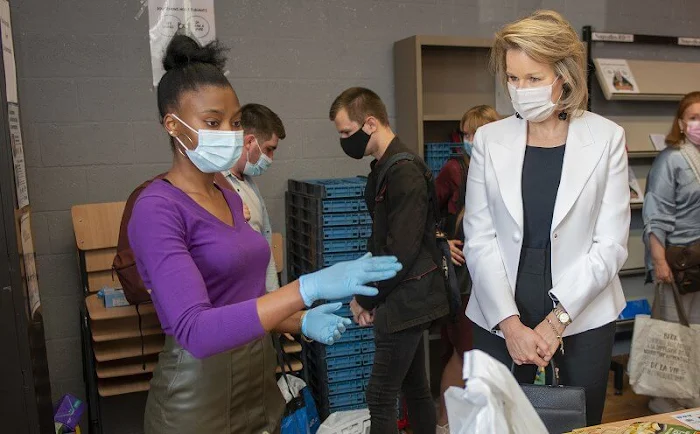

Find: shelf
[93,335,164,362]
[96,357,158,379]
[90,315,162,342]
[282,341,302,354]
[594,58,700,101]
[628,151,659,159]
[423,114,462,122]
[276,359,303,373]
[619,267,646,277]
[97,374,151,397]
[85,294,157,321]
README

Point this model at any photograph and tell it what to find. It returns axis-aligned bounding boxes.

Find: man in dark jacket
[329,87,448,434]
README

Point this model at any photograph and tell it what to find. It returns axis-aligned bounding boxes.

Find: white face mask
[170,114,244,173]
[508,77,561,123]
[243,138,273,177]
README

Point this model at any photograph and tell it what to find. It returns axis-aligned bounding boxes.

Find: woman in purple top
[129,35,402,434]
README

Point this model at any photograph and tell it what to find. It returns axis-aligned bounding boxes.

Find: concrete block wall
[9,1,699,433]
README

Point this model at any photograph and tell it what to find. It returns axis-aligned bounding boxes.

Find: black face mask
[340,124,371,160]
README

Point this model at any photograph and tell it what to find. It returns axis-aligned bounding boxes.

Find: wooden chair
[71,202,163,434]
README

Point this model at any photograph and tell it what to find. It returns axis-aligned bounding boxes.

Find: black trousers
[365,306,435,434]
[473,247,616,426]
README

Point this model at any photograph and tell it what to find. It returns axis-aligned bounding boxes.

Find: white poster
[595,58,640,95]
[674,409,700,430]
[628,165,643,204]
[20,212,41,319]
[0,0,17,103]
[148,0,216,87]
[8,103,28,209]
[650,133,667,152]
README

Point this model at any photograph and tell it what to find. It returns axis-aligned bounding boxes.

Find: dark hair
[157,34,231,119]
[240,103,286,141]
[329,87,389,126]
[666,91,700,148]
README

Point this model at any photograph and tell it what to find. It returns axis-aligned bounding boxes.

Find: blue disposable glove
[298,253,402,307]
[301,303,352,345]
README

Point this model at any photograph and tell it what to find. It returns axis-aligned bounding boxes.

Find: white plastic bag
[444,350,547,434]
[277,374,307,403]
[317,409,371,434]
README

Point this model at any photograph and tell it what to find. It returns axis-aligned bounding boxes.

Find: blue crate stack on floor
[285,177,376,419]
[424,142,462,176]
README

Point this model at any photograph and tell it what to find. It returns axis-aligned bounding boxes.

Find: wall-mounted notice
[595,58,640,95]
[148,0,216,87]
[0,0,17,103]
[8,103,28,209]
[20,212,41,319]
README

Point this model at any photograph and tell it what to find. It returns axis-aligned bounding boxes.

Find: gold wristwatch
[553,305,571,326]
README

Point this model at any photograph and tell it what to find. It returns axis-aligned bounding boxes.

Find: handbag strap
[679,142,700,186]
[652,281,691,326]
[511,359,560,387]
[271,334,296,397]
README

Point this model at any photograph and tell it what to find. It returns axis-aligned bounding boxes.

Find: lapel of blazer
[487,116,527,230]
[551,112,606,231]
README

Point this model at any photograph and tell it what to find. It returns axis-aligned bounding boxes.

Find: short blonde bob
[490,10,588,116]
[461,105,501,135]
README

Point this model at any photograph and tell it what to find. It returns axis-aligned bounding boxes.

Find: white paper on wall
[148,0,216,87]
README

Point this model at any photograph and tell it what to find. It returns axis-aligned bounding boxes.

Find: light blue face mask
[243,138,273,177]
[170,114,244,173]
[463,138,473,156]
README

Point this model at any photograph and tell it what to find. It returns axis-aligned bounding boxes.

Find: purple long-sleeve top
[128,180,268,358]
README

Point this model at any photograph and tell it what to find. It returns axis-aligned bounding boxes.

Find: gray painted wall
[9,0,700,433]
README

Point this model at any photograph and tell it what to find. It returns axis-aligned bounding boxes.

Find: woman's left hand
[243,203,251,222]
[533,313,564,358]
[301,303,352,345]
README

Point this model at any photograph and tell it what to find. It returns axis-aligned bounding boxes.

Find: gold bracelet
[299,312,313,342]
[546,317,564,355]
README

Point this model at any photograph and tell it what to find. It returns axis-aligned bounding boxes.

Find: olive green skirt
[144,334,285,434]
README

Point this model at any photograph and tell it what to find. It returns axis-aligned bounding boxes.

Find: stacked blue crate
[424,142,463,177]
[285,177,376,419]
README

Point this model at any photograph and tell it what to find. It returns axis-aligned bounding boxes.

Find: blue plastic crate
[288,177,367,199]
[323,226,360,240]
[359,225,372,238]
[322,251,365,267]
[323,213,361,226]
[337,328,365,343]
[361,328,374,340]
[322,198,364,213]
[359,213,372,225]
[329,392,366,408]
[336,304,352,318]
[308,369,365,398]
[326,354,365,371]
[325,366,367,383]
[361,340,375,354]
[359,239,368,251]
[323,239,361,253]
[363,352,374,365]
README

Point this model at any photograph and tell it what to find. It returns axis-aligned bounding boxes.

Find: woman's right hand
[654,259,674,284]
[448,239,466,265]
[499,316,550,368]
[298,253,402,307]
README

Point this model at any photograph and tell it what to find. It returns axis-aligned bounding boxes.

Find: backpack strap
[374,152,441,230]
[455,157,468,214]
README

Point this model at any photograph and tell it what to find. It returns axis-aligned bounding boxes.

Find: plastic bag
[317,409,371,434]
[444,350,547,434]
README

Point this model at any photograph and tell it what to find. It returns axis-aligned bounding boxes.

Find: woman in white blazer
[463,10,630,426]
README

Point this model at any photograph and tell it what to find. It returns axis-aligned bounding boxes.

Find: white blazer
[463,111,630,337]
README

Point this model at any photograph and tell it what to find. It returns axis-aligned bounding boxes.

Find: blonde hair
[460,105,500,134]
[490,10,588,116]
[666,91,700,148]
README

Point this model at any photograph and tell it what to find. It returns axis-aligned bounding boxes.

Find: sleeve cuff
[355,295,376,311]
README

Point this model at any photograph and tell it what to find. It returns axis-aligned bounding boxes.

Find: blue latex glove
[301,303,352,345]
[298,253,402,307]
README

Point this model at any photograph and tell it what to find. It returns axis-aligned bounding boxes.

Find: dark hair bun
[162,34,228,72]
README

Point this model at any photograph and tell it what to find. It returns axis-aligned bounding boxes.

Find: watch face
[559,312,570,323]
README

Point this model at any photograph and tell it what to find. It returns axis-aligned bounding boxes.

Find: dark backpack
[112,171,235,305]
[374,152,462,322]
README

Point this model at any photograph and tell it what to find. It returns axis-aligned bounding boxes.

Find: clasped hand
[500,314,565,368]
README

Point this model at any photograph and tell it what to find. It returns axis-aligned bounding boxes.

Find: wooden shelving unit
[394,35,493,157]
